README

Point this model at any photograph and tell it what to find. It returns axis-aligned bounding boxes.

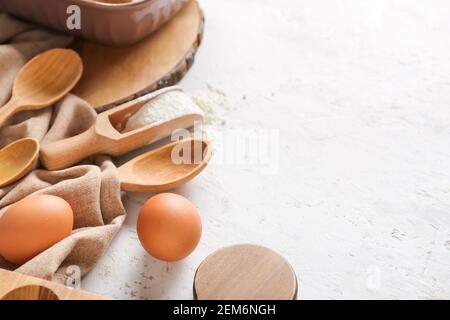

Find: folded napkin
[0,13,126,284]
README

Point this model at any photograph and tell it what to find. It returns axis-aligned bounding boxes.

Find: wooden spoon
[40,87,203,170]
[118,138,212,192]
[0,49,83,128]
[0,138,39,188]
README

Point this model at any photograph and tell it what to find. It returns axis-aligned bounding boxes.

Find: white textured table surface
[82,0,450,299]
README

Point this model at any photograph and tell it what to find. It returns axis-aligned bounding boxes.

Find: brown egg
[0,194,74,265]
[137,193,202,262]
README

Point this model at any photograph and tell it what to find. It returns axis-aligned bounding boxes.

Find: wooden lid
[194,244,298,300]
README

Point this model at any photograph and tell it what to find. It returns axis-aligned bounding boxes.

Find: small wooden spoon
[118,138,212,192]
[0,49,83,128]
[0,138,39,188]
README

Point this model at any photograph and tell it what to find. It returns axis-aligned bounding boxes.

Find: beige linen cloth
[0,13,126,284]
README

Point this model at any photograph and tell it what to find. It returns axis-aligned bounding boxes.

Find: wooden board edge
[94,2,205,113]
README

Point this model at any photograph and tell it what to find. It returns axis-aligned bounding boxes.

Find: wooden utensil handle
[40,126,100,170]
[0,100,18,128]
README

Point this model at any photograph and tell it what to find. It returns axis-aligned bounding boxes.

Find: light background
[82,0,450,299]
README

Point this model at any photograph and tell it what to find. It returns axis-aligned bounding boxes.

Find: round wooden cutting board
[71,0,204,112]
[194,244,298,300]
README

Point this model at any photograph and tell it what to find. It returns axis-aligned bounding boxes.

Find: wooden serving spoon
[0,49,83,128]
[118,138,212,192]
[0,138,39,188]
[40,87,203,171]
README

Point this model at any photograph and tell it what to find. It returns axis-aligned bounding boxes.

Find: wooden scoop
[0,49,83,128]
[118,138,212,192]
[0,138,39,188]
[40,87,204,170]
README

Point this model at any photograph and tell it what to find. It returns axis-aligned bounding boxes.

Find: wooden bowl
[1,285,59,300]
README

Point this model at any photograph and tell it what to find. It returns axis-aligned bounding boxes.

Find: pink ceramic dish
[0,0,190,47]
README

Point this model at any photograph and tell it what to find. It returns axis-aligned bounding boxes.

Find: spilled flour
[188,85,230,192]
[190,84,229,126]
[191,85,230,141]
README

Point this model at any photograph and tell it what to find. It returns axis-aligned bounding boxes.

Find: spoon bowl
[0,49,83,128]
[118,138,212,192]
[0,138,39,188]
[1,285,59,301]
[12,48,83,106]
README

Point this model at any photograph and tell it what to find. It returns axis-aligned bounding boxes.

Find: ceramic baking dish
[0,0,189,47]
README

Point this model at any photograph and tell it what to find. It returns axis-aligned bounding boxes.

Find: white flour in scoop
[123,90,205,133]
[123,86,229,135]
